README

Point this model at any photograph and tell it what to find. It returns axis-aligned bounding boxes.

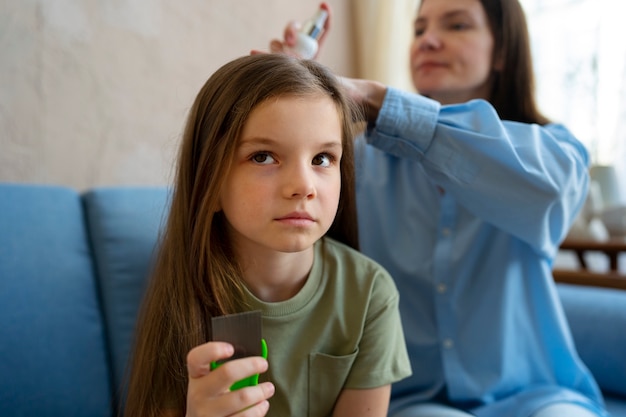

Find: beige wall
[0,0,355,190]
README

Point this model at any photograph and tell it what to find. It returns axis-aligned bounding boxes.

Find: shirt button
[442,228,451,236]
[437,284,447,294]
[443,339,454,349]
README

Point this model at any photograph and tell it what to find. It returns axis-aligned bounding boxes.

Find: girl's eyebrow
[239,136,276,145]
[320,141,343,150]
[239,136,343,150]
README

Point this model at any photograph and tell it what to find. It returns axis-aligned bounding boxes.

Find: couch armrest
[558,283,626,398]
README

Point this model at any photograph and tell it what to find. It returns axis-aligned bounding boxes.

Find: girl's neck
[239,246,315,303]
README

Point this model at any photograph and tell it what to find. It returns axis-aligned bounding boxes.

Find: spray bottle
[287,7,329,59]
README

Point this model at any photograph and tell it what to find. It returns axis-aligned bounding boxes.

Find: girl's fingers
[212,356,269,391]
[187,378,275,417]
[223,383,275,417]
[186,342,273,416]
[187,341,233,379]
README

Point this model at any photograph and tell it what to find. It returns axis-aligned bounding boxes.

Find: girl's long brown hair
[123,54,361,417]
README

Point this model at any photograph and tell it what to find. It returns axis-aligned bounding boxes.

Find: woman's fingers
[282,21,301,47]
[267,2,333,59]
[316,2,332,48]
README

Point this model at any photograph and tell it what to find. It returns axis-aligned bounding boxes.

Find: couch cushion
[83,186,170,398]
[558,283,626,399]
[605,395,626,417]
[0,183,112,417]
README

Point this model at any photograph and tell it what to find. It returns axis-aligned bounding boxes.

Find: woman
[269,0,608,416]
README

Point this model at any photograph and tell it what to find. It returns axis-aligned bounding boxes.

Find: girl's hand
[186,342,274,417]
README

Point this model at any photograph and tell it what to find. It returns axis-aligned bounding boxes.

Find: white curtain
[350,0,420,91]
[522,0,626,203]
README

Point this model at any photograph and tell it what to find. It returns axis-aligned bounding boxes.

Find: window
[522,0,626,166]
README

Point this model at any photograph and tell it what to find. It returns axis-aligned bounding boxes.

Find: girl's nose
[284,164,316,199]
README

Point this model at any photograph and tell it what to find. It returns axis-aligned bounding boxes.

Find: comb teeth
[211,310,262,360]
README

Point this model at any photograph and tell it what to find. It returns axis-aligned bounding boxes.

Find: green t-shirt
[243,237,411,417]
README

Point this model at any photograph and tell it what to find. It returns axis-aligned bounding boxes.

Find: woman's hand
[258,2,332,59]
[253,2,387,123]
[339,77,388,123]
[186,341,274,417]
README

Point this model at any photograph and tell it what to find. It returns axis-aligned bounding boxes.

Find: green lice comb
[210,310,268,391]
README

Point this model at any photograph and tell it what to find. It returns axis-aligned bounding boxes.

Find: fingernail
[260,400,270,412]
[264,382,275,396]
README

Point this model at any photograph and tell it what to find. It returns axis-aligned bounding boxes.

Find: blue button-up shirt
[355,87,607,417]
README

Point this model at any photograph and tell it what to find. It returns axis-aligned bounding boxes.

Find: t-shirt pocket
[308,350,358,417]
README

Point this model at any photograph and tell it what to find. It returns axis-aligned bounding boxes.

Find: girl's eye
[312,153,335,168]
[414,27,425,37]
[251,152,275,165]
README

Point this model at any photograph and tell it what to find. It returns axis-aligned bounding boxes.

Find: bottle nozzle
[303,9,328,41]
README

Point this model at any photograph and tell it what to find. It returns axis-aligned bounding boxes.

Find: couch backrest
[83,186,170,403]
[2,183,623,415]
[0,184,113,417]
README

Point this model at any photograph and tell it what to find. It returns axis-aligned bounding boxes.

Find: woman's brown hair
[480,0,550,125]
[123,54,361,417]
[416,0,549,124]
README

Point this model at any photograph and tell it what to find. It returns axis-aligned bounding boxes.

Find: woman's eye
[312,153,334,167]
[414,27,425,37]
[450,22,470,31]
[251,152,275,165]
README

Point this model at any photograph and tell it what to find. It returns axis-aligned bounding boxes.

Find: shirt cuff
[366,87,441,159]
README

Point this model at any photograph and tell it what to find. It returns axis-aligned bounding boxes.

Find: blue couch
[1,183,625,416]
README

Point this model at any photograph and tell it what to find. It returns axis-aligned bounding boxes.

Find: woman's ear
[493,50,505,72]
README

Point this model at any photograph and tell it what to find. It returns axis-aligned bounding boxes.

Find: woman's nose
[417,28,442,50]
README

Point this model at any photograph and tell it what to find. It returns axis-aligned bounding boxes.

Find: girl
[123,53,411,417]
[270,1,609,416]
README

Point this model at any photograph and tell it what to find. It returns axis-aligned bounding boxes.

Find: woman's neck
[428,77,494,105]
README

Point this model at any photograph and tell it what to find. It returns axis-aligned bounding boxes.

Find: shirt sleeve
[365,87,590,257]
[344,268,412,389]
